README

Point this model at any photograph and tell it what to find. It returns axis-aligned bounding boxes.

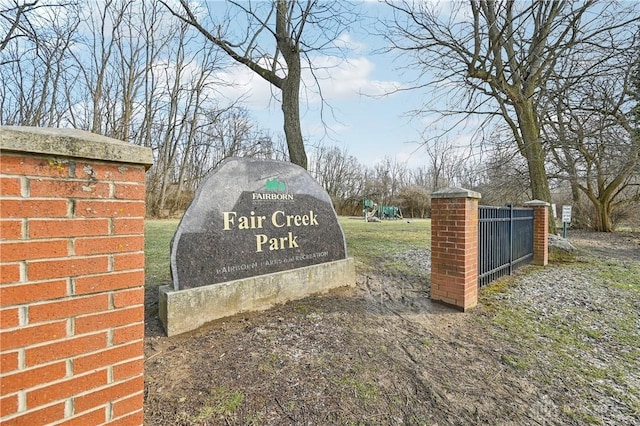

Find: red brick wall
[526,202,549,266]
[430,190,480,311]
[1,152,146,425]
[431,192,550,311]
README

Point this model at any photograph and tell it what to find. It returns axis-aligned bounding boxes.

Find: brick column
[0,127,152,425]
[523,200,549,266]
[430,187,481,311]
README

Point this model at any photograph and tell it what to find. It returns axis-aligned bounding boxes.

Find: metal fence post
[509,204,514,275]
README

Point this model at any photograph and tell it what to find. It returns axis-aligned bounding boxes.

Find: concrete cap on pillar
[0,126,153,169]
[523,200,550,207]
[431,187,481,199]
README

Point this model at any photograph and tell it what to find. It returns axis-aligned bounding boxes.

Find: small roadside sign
[562,205,572,223]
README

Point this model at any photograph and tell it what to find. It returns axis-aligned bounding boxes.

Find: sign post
[561,205,572,238]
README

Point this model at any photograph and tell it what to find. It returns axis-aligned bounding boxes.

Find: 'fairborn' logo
[265,178,286,192]
[252,177,294,201]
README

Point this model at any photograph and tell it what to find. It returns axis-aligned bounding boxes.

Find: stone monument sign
[160,157,355,336]
[170,157,347,289]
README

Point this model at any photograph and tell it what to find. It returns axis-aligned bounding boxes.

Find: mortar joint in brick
[64,398,73,418]
[19,261,27,282]
[17,390,26,412]
[67,317,75,336]
[18,348,25,369]
[20,176,29,197]
[19,306,28,326]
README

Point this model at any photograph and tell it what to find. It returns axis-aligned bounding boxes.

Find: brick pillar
[523,200,549,266]
[0,127,152,425]
[430,187,481,311]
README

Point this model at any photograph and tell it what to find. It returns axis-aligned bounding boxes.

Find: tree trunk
[516,101,556,233]
[569,180,586,228]
[281,61,307,169]
[276,0,307,170]
[593,200,613,232]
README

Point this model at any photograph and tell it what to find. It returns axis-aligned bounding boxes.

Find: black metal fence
[478,205,534,287]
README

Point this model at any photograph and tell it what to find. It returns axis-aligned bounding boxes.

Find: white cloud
[306,56,404,101]
[208,53,404,110]
[214,64,279,109]
[332,33,367,54]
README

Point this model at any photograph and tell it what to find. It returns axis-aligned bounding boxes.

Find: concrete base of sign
[159,258,355,336]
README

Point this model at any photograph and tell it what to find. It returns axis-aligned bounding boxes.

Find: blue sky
[209,2,447,170]
[208,0,638,171]
[33,0,470,169]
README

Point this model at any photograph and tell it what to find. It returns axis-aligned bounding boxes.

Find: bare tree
[397,184,430,218]
[309,145,366,214]
[0,1,80,126]
[2,0,279,218]
[195,106,275,172]
[73,0,134,135]
[147,19,219,216]
[476,142,531,206]
[110,0,156,142]
[1,0,36,53]
[0,1,73,57]
[422,136,468,191]
[368,157,407,206]
[160,0,358,170]
[544,42,640,231]
[163,106,273,215]
[384,0,640,231]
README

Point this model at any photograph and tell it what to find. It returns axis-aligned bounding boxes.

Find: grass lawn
[144,219,179,286]
[144,217,432,287]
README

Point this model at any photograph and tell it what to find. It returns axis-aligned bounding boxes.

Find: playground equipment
[363,199,403,221]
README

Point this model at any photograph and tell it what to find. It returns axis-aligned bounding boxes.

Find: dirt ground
[143,231,640,425]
